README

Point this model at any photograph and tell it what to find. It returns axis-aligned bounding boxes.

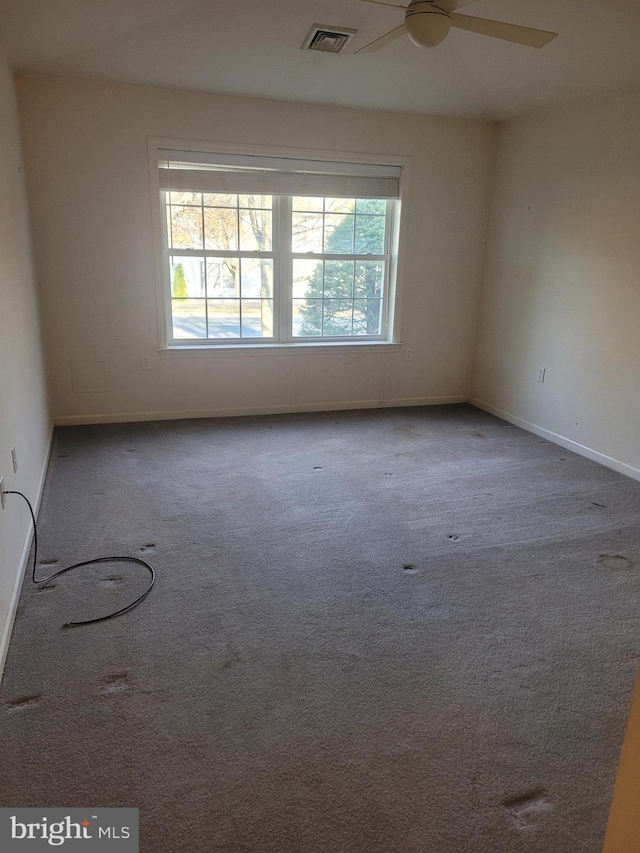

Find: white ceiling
[1,0,640,120]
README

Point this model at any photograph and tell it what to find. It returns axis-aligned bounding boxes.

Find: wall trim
[54,395,467,426]
[469,397,640,483]
[157,342,403,358]
[0,422,55,685]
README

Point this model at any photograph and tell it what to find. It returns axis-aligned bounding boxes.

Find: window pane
[239,208,272,251]
[206,258,237,298]
[241,300,274,338]
[324,260,355,298]
[204,207,238,251]
[324,214,354,253]
[355,260,384,298]
[241,258,273,298]
[292,212,323,253]
[207,299,240,338]
[170,206,203,249]
[203,193,237,207]
[293,299,323,337]
[323,299,353,336]
[293,259,323,298]
[353,299,383,336]
[356,198,386,215]
[239,194,272,209]
[172,299,206,339]
[326,198,355,214]
[169,191,200,206]
[171,258,204,298]
[355,215,385,254]
[293,196,323,212]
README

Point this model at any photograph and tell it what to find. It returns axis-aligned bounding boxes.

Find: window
[155,148,402,347]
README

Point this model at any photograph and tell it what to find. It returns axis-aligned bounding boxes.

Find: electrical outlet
[537,367,546,383]
[142,355,151,371]
[0,477,5,510]
[406,348,413,362]
[11,447,17,473]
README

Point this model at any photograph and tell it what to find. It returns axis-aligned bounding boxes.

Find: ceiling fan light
[405,9,452,48]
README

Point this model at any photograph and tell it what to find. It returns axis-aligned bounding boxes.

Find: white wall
[15,73,495,425]
[0,54,51,678]
[471,90,640,479]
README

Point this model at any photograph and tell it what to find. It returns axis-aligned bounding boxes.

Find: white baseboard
[469,397,640,483]
[0,422,55,685]
[53,395,468,426]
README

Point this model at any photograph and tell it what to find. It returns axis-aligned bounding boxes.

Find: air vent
[302,24,357,53]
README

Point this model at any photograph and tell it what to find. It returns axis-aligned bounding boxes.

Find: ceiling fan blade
[450,13,558,47]
[351,0,408,9]
[437,1,480,11]
[350,0,480,10]
[355,23,407,53]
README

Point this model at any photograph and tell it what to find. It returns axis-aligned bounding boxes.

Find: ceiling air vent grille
[302,25,357,53]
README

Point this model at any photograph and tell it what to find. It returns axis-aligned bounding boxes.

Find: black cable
[5,490,155,628]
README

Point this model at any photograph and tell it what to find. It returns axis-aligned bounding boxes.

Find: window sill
[157,342,402,359]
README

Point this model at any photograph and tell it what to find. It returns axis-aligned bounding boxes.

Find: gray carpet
[1,404,640,852]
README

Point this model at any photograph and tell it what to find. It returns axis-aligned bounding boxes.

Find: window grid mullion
[277,195,292,343]
[351,260,356,335]
[291,253,386,262]
[383,199,394,339]
[204,256,210,337]
[169,249,274,259]
[200,194,209,337]
[160,191,173,346]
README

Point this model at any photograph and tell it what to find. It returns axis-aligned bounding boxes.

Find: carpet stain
[447,534,460,541]
[598,554,632,570]
[140,544,156,554]
[280,653,291,671]
[503,789,552,828]
[103,673,130,693]
[220,644,242,670]
[6,695,41,712]
[396,423,416,436]
[341,653,359,673]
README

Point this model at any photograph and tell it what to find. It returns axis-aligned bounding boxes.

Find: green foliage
[300,199,385,337]
[172,263,187,298]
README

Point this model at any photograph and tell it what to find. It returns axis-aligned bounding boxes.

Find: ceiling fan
[352,0,558,53]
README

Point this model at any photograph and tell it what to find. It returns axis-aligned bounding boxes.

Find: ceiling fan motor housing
[405,1,452,48]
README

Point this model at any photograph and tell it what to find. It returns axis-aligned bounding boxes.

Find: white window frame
[148,139,410,354]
